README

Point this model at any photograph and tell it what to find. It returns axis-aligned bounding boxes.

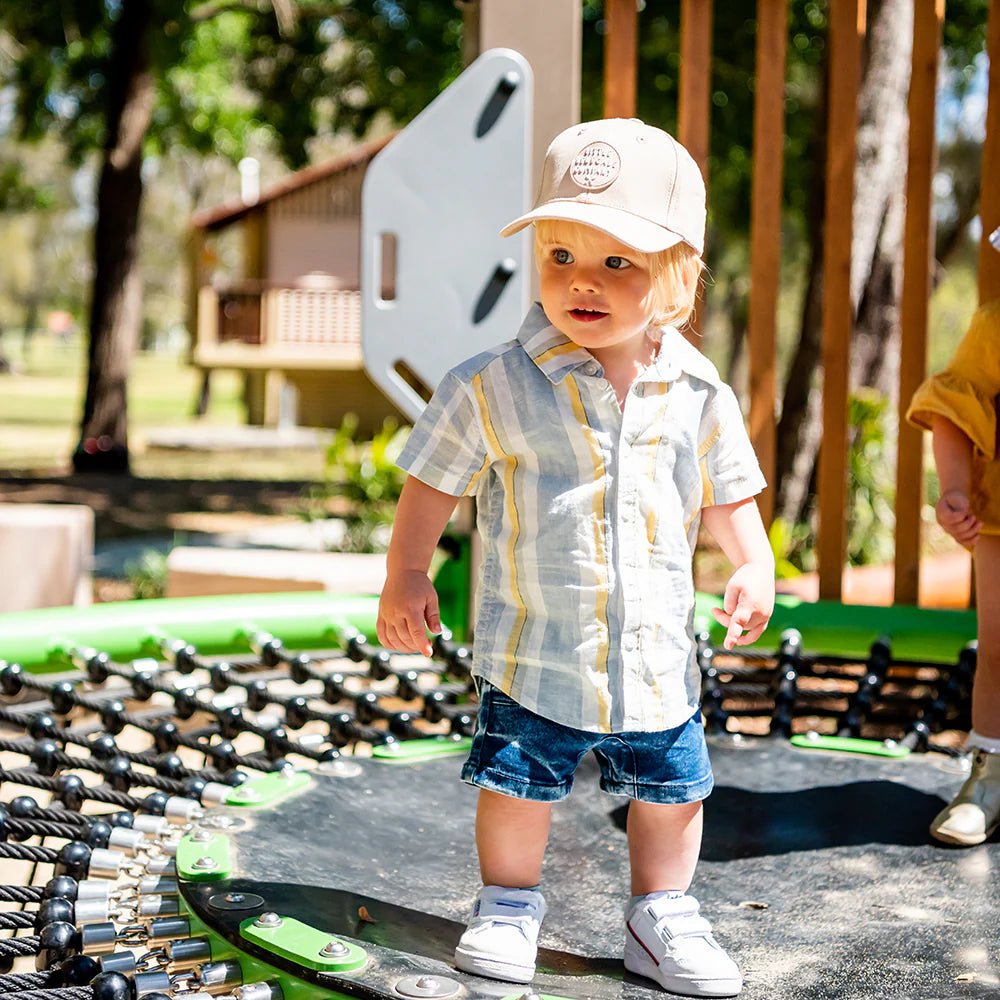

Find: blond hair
[533,219,703,330]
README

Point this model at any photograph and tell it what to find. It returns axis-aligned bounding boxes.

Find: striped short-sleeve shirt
[397,303,766,733]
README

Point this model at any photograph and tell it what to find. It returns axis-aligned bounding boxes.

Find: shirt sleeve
[905,303,1000,460]
[396,369,490,497]
[698,383,767,507]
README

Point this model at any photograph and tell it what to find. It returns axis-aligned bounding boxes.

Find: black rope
[0,988,93,1000]
[0,886,43,905]
[5,818,82,842]
[0,971,53,993]
[0,937,39,960]
[0,913,35,930]
[0,843,56,864]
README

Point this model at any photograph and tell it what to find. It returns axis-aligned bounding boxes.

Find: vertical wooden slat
[980,0,1000,305]
[678,0,713,176]
[604,0,638,118]
[817,0,864,601]
[678,0,713,342]
[747,0,788,528]
[894,0,944,607]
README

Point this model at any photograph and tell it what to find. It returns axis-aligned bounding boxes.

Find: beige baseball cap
[500,118,706,256]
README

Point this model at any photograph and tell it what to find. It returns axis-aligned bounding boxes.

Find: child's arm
[930,415,981,549]
[377,476,461,656]
[701,497,775,651]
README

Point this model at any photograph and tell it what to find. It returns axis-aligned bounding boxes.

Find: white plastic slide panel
[361,48,533,421]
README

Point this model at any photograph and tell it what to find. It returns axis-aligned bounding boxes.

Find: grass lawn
[0,332,325,480]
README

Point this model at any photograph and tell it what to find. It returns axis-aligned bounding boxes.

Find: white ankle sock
[967,731,1000,754]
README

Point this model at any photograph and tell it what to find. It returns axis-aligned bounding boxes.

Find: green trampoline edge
[0,590,977,670]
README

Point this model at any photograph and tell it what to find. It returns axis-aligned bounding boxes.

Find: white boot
[930,749,1000,846]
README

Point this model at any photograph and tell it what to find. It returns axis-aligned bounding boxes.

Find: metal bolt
[254,912,282,928]
[191,829,214,842]
[320,940,349,957]
[225,893,245,904]
[415,980,438,990]
[192,856,217,870]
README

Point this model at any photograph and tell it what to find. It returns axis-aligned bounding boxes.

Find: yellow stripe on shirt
[471,372,527,692]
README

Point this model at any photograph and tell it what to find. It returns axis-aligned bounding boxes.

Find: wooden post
[980,0,1000,306]
[817,0,864,601]
[604,0,638,118]
[678,0,713,175]
[678,0,713,342]
[747,0,788,528]
[894,0,943,606]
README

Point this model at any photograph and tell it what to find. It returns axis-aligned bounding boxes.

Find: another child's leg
[971,535,1000,738]
[930,534,1000,846]
[626,799,703,895]
[476,787,552,887]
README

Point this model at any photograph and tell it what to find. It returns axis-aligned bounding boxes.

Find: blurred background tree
[0,0,462,473]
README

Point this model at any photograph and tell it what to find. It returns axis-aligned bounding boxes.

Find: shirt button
[583,362,598,375]
[623,634,638,652]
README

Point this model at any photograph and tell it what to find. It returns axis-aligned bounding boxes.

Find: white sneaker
[454,885,546,983]
[625,893,742,997]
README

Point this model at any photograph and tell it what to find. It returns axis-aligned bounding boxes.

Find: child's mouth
[569,308,608,322]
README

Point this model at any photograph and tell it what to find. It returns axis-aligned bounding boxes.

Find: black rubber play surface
[182,738,999,1000]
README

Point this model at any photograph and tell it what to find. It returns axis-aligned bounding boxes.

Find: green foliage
[846,389,896,567]
[768,517,807,579]
[301,414,409,553]
[124,549,168,600]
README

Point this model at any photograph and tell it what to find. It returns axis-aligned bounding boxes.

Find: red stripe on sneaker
[627,921,660,967]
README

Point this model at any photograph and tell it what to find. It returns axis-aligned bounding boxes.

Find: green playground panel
[0,590,976,671]
[693,592,976,663]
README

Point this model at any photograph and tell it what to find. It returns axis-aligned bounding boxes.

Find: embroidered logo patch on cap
[569,142,621,190]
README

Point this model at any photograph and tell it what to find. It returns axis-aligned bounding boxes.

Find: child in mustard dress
[906,236,1000,846]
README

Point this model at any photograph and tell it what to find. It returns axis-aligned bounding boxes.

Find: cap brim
[500,201,690,254]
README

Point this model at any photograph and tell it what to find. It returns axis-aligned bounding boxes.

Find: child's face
[537,226,657,358]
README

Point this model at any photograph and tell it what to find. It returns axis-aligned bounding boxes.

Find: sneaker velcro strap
[651,913,714,941]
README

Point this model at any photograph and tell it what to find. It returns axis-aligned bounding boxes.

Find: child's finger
[425,593,442,636]
[723,606,753,650]
[736,619,768,646]
[710,606,731,627]
[404,616,432,656]
[382,620,409,652]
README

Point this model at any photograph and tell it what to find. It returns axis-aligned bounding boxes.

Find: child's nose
[571,268,601,292]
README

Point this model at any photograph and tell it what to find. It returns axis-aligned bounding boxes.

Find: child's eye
[605,256,632,270]
[552,248,574,264]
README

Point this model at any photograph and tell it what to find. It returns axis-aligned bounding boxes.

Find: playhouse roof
[191,132,397,233]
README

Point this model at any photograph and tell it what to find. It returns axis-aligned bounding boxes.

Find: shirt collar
[516,302,721,387]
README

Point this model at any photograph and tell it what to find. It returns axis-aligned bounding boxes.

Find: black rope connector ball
[55,842,91,880]
[36,920,79,970]
[91,971,133,1000]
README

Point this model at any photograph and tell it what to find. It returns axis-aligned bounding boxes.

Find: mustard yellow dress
[906,299,1000,534]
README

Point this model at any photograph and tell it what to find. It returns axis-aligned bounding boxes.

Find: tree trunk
[72,0,155,475]
[774,0,912,526]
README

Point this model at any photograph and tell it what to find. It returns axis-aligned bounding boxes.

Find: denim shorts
[461,682,714,804]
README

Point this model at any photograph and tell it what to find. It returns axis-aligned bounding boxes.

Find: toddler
[907,228,1000,846]
[378,118,775,997]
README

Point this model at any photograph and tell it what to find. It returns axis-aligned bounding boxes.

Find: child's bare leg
[476,788,552,887]
[627,799,703,895]
[971,535,1000,739]
[930,534,1000,846]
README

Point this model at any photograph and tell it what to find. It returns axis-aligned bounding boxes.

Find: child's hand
[711,562,775,651]
[936,489,980,550]
[377,570,442,656]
